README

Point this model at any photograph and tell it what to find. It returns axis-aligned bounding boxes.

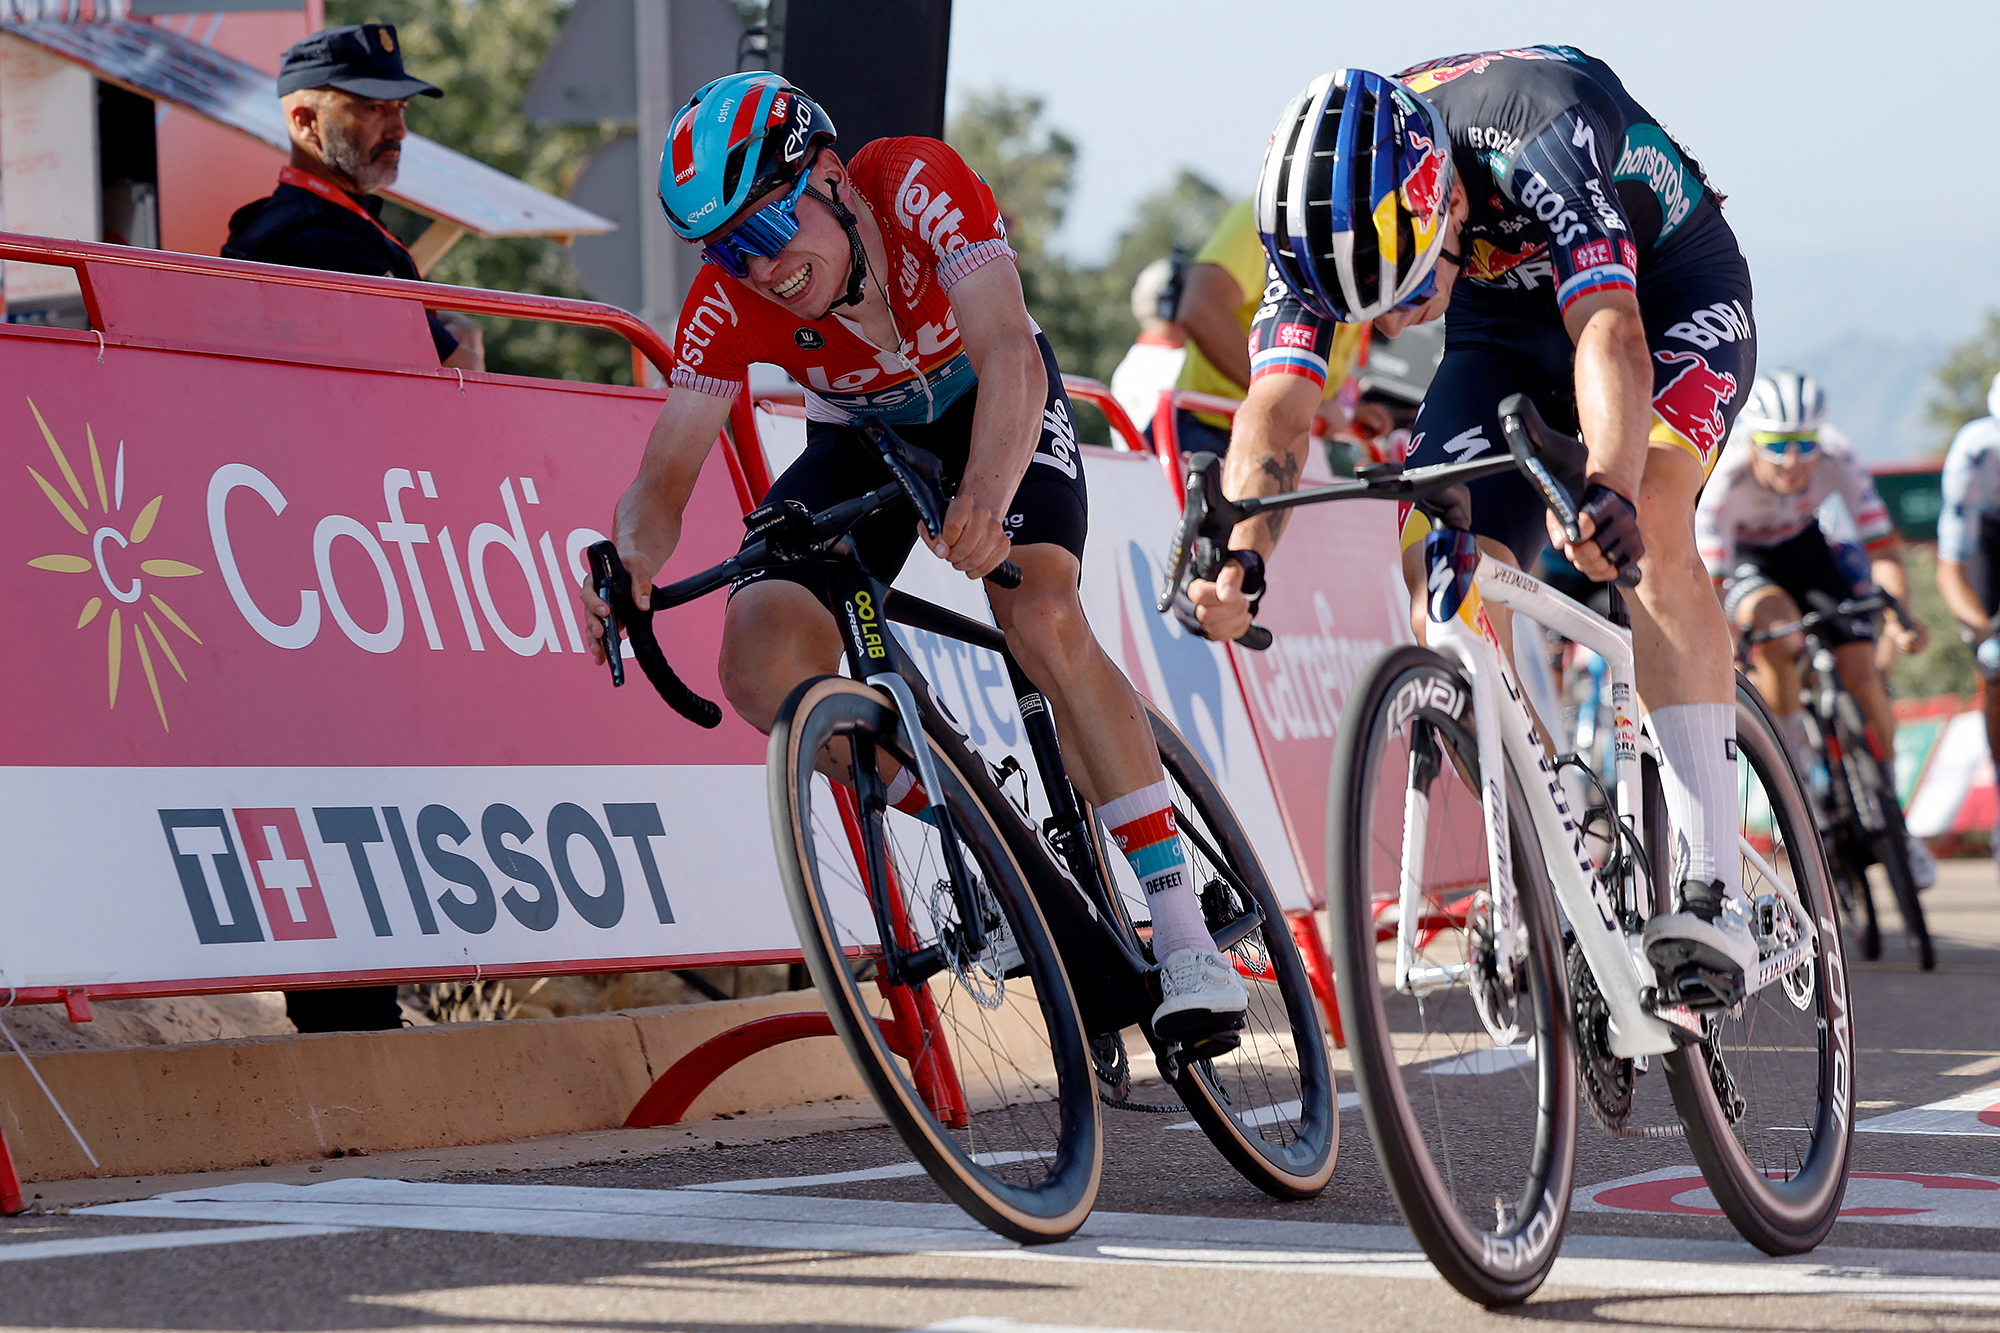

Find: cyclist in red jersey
[581,72,1248,1037]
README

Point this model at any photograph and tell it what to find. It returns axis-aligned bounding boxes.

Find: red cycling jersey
[667,137,1017,426]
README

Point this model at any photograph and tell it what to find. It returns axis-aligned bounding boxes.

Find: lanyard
[277,167,412,260]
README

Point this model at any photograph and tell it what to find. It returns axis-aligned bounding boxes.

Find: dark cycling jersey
[1247,46,1755,565]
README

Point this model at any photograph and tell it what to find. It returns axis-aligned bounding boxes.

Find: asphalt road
[4,861,1998,1332]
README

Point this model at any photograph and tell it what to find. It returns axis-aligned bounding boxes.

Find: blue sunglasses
[700,171,814,279]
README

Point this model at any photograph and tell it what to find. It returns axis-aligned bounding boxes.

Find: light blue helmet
[657,71,837,241]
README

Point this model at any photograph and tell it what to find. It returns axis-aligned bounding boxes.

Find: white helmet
[1987,369,2000,421]
[1738,369,1826,433]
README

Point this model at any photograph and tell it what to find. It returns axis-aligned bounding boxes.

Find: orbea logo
[160,800,678,945]
[209,465,607,658]
[23,399,205,731]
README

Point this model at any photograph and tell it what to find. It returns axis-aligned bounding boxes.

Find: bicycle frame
[1419,545,1817,1058]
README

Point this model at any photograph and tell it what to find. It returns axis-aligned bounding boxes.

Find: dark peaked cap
[277,24,442,100]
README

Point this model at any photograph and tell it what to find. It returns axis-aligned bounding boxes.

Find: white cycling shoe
[1643,879,1760,1011]
[1153,947,1248,1041]
[1905,832,1938,891]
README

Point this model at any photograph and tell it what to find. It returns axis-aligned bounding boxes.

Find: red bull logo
[1403,130,1446,218]
[1467,239,1544,281]
[1652,349,1738,461]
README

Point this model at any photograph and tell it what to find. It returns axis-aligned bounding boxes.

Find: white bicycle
[1165,396,1853,1306]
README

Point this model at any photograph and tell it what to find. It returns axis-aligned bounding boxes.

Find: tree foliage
[947,92,1229,385]
[326,0,631,381]
[1928,309,2000,449]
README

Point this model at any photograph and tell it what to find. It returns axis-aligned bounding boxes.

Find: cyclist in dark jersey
[1186,49,1760,1007]
[580,72,1247,1036]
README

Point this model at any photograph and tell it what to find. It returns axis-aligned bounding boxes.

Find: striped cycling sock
[1099,779,1211,959]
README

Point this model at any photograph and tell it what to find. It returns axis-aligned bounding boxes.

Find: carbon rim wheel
[1140,703,1338,1200]
[772,676,1102,1242]
[1328,646,1575,1306]
[1664,678,1854,1255]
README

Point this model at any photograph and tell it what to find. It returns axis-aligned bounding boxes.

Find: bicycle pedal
[1153,1007,1248,1044]
[1179,1028,1243,1062]
[1662,963,1744,1013]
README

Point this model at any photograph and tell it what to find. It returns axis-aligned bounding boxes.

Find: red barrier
[0,1126,23,1215]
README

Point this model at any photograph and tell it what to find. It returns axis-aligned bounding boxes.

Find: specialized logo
[24,399,205,731]
[1652,349,1739,461]
[793,327,825,350]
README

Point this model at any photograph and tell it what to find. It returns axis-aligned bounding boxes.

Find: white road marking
[1576,1165,2000,1229]
[906,1320,1199,1333]
[1419,1038,1538,1076]
[682,1151,1052,1192]
[1165,1093,1358,1131]
[1857,1085,2000,1136]
[0,1223,355,1263]
[77,1177,2000,1298]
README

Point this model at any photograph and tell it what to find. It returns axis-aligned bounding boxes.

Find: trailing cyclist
[578,71,1247,1039]
[1185,48,1764,1008]
[1696,369,1934,885]
[1934,370,2000,859]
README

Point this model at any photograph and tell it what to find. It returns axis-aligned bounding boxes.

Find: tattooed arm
[1185,370,1319,641]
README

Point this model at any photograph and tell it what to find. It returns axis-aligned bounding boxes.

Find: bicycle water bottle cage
[1424,526,1481,623]
[742,499,816,557]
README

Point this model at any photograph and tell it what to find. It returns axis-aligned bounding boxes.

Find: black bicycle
[1743,591,1934,971]
[590,417,1337,1242]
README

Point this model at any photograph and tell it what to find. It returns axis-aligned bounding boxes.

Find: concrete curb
[0,991,870,1183]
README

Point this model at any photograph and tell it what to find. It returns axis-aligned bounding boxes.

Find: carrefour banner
[0,329,776,1001]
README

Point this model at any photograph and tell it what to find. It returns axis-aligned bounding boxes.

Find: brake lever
[1157,451,1271,650]
[1498,393,1639,589]
[588,541,627,688]
[856,414,947,538]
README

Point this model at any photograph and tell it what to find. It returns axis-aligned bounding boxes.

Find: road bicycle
[591,418,1337,1243]
[1164,395,1853,1305]
[1743,592,1934,971]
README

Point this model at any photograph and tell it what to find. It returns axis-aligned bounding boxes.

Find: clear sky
[944,0,2000,367]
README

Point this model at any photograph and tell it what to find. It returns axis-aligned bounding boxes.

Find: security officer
[224,23,483,370]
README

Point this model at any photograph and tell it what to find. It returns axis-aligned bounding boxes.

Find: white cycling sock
[1098,779,1212,959]
[1651,703,1742,903]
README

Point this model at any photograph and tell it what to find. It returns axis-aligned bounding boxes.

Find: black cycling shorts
[731,332,1089,601]
[1402,211,1757,567]
[1722,524,1873,647]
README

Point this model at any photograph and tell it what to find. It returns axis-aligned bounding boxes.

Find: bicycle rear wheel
[772,676,1101,1242]
[1143,703,1338,1200]
[1328,646,1575,1307]
[1841,714,1934,971]
[1664,678,1855,1255]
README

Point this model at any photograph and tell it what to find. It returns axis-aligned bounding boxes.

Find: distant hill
[1781,334,1948,464]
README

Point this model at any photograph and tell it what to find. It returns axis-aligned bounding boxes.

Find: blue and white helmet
[1256,69,1453,322]
[657,71,837,241]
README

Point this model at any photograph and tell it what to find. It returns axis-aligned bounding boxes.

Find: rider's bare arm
[1553,286,1653,577]
[943,258,1044,578]
[1183,369,1320,642]
[1178,263,1251,391]
[1867,537,1929,652]
[581,387,734,661]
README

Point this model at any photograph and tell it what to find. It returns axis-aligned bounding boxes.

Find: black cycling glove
[1576,482,1644,584]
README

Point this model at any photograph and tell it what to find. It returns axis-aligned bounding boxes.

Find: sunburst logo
[24,399,205,731]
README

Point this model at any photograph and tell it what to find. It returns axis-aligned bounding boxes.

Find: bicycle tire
[772,675,1102,1243]
[1663,677,1855,1255]
[1142,702,1338,1200]
[1843,720,1935,972]
[1799,702,1883,963]
[1328,645,1575,1307]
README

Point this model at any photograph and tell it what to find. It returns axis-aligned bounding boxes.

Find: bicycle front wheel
[772,676,1101,1243]
[1328,646,1575,1307]
[1665,678,1855,1255]
[1144,702,1338,1200]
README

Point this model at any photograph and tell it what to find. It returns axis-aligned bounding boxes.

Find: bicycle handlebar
[1159,396,1593,648]
[592,417,1021,725]
[1740,589,1904,653]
